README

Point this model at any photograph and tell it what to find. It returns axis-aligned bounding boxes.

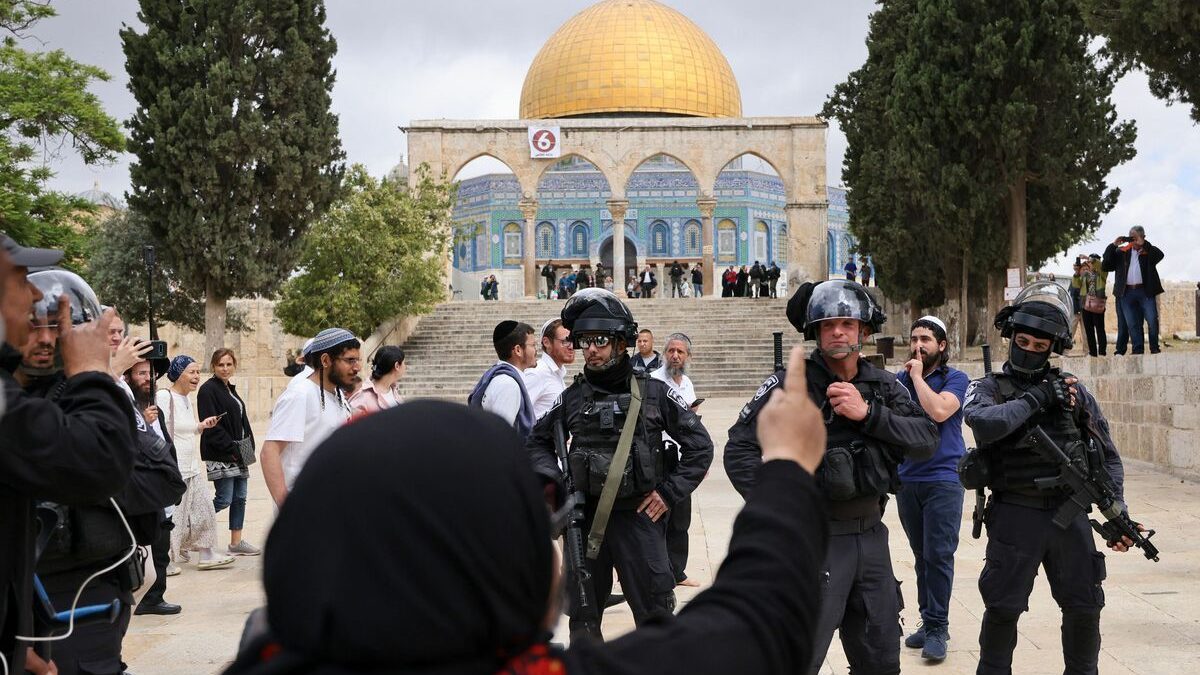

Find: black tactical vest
[565,377,665,503]
[807,370,899,501]
[983,371,1086,496]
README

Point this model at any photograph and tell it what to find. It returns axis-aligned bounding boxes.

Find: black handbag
[235,436,256,466]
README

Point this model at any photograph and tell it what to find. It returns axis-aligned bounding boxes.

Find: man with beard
[523,319,575,420]
[895,315,970,663]
[526,289,714,639]
[651,333,701,587]
[125,358,183,615]
[261,328,360,506]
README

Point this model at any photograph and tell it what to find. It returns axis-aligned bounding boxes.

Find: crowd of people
[720,260,781,297]
[0,229,1155,675]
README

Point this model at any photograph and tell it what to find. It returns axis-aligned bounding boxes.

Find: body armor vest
[809,374,899,501]
[566,377,665,504]
[984,371,1087,496]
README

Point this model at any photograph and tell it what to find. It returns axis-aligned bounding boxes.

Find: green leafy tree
[122,0,344,356]
[1082,0,1200,123]
[86,210,244,332]
[824,0,1136,340]
[275,164,456,339]
[0,0,124,267]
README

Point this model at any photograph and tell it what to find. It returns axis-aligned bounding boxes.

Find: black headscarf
[229,401,553,674]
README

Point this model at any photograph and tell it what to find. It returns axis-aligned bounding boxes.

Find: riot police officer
[962,281,1135,675]
[526,289,714,639]
[724,279,939,675]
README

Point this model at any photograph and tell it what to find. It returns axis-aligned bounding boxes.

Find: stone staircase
[394,297,807,402]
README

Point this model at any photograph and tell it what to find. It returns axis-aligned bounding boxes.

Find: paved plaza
[125,398,1200,674]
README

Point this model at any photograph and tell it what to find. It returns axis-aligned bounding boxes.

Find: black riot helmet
[787,279,885,341]
[29,269,103,327]
[994,281,1073,354]
[561,288,638,347]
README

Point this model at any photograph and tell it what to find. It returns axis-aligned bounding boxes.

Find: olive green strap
[586,375,643,559]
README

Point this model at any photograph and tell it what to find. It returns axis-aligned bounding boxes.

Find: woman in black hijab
[226,349,829,675]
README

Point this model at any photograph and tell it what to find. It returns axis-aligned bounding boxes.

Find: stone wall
[1059,353,1200,476]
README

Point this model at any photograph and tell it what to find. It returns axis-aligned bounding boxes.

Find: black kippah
[492,320,519,347]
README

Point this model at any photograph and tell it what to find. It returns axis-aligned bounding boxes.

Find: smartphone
[690,398,705,408]
[146,339,168,360]
[215,412,228,420]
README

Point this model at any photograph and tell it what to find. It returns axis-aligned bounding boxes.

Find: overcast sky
[27,0,1200,281]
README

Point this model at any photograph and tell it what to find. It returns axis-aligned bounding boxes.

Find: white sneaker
[197,555,235,570]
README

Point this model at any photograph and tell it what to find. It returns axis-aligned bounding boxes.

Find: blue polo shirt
[896,365,969,483]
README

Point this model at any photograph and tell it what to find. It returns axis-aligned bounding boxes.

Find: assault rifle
[553,419,603,640]
[1025,426,1160,562]
[970,343,993,539]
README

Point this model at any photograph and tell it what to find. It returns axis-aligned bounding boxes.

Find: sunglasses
[575,335,611,348]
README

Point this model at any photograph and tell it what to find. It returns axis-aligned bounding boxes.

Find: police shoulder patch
[753,374,781,402]
[548,393,563,414]
[963,380,981,407]
[665,387,689,410]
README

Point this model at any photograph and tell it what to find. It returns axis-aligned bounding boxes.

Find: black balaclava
[251,401,552,675]
[584,349,633,392]
[1007,303,1063,379]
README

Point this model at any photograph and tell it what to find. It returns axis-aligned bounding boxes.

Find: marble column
[608,199,629,295]
[785,202,828,286]
[520,198,539,298]
[697,197,717,297]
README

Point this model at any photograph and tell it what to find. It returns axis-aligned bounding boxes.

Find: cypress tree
[122,0,344,355]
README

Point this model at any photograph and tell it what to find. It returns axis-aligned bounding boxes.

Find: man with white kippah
[895,314,971,663]
[262,328,360,505]
[284,338,315,389]
[523,318,574,419]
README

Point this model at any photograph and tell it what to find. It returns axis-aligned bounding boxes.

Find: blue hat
[167,355,196,382]
[303,328,357,356]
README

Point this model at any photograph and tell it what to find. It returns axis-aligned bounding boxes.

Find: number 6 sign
[528,125,561,158]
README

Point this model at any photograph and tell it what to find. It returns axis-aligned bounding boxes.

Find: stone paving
[125,398,1200,674]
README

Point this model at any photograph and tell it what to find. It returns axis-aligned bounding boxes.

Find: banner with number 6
[528,125,561,159]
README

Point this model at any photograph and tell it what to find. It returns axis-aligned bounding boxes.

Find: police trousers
[39,574,132,675]
[977,498,1106,675]
[808,520,902,675]
[570,508,675,637]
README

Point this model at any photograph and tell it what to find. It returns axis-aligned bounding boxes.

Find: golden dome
[519,0,742,119]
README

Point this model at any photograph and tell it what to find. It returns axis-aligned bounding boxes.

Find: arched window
[754,221,770,263]
[504,222,522,258]
[571,222,589,256]
[683,220,701,256]
[537,222,554,258]
[775,223,788,264]
[717,219,737,261]
[457,243,468,268]
[827,232,838,274]
[650,221,669,256]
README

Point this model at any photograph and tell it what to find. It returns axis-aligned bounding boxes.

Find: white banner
[528,125,561,158]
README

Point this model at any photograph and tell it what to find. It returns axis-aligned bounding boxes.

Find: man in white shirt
[523,318,574,419]
[651,333,697,406]
[468,320,538,437]
[650,332,700,587]
[261,328,360,505]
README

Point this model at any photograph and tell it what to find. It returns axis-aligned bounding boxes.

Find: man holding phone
[651,333,702,586]
[1102,226,1165,355]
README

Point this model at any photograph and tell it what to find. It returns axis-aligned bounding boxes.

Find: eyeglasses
[576,335,611,348]
[335,357,362,367]
[553,338,573,347]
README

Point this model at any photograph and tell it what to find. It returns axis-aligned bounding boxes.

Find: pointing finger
[55,295,71,335]
[784,345,806,393]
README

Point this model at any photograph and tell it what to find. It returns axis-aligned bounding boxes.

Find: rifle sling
[586,374,643,560]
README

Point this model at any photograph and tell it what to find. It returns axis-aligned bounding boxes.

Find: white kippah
[917,315,947,335]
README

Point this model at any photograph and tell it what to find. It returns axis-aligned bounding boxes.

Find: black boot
[1061,610,1101,675]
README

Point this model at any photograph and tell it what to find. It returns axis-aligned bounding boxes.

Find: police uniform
[526,289,714,639]
[724,279,939,675]
[726,353,938,674]
[963,281,1126,675]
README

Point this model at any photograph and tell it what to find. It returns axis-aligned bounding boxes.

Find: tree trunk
[1008,178,1028,283]
[942,260,963,356]
[960,251,970,352]
[204,278,227,364]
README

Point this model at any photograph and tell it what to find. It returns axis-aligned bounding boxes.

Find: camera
[144,339,168,360]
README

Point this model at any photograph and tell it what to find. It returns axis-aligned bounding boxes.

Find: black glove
[1023,378,1072,411]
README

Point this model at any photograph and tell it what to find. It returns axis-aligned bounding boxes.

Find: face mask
[1009,342,1050,377]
